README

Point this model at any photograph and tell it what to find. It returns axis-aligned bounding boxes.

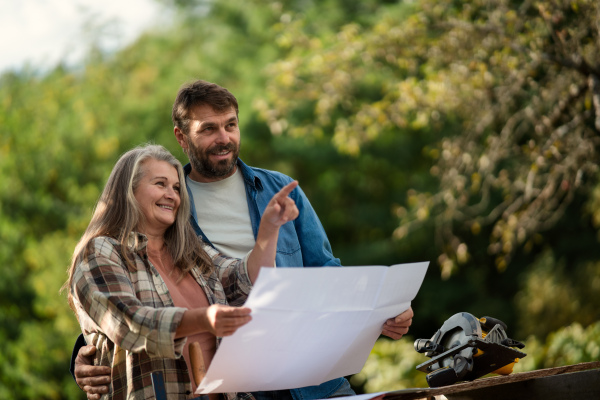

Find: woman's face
[134,159,181,236]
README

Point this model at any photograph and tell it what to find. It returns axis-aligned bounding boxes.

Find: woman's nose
[165,186,178,199]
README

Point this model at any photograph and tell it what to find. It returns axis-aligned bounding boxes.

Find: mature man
[73,80,414,399]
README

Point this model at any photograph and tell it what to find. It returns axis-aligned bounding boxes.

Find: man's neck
[188,165,238,183]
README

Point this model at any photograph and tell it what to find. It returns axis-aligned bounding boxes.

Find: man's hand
[382,307,414,340]
[74,345,111,400]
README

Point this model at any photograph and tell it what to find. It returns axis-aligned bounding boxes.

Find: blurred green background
[1,0,599,398]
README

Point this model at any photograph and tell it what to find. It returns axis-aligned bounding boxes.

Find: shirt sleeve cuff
[150,306,188,358]
[238,251,253,294]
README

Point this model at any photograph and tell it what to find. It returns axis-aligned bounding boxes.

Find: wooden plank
[445,368,600,400]
[378,361,600,400]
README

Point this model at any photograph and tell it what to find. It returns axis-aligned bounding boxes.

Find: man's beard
[187,138,240,180]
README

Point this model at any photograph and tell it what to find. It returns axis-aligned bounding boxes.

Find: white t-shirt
[186,169,256,259]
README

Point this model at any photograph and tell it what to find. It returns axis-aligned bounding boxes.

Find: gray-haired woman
[65,144,298,400]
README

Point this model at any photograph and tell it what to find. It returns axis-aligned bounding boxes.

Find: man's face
[177,104,241,183]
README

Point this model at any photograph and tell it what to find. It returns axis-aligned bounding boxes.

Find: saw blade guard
[414,312,526,387]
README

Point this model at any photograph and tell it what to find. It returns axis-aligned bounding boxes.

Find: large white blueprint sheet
[196,262,429,394]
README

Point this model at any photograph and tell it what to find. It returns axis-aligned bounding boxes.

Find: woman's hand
[247,181,299,282]
[203,304,252,337]
[261,181,299,229]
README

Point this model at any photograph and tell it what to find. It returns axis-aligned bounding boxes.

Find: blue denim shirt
[184,160,347,400]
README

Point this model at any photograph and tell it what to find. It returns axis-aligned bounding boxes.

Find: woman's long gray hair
[64,144,211,309]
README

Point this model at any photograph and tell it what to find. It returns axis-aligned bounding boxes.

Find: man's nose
[214,127,230,143]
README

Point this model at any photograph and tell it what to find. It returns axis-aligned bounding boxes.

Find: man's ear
[174,127,188,150]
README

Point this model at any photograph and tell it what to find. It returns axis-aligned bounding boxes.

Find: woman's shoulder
[88,235,118,248]
[85,236,124,259]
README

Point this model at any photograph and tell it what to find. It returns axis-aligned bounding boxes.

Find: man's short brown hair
[171,80,239,135]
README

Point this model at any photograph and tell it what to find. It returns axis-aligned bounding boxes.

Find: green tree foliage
[350,337,428,393]
[259,0,600,273]
[256,0,600,390]
[258,0,600,332]
[0,2,286,397]
[518,320,600,370]
[1,0,598,398]
[514,249,600,338]
[0,68,114,399]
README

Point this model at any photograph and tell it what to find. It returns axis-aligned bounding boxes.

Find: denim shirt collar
[237,159,263,191]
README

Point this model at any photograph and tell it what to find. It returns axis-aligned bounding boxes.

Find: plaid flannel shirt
[71,233,256,400]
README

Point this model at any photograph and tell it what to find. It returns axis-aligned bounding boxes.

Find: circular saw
[414,312,526,387]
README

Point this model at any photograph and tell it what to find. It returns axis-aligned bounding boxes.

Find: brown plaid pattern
[72,233,255,400]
